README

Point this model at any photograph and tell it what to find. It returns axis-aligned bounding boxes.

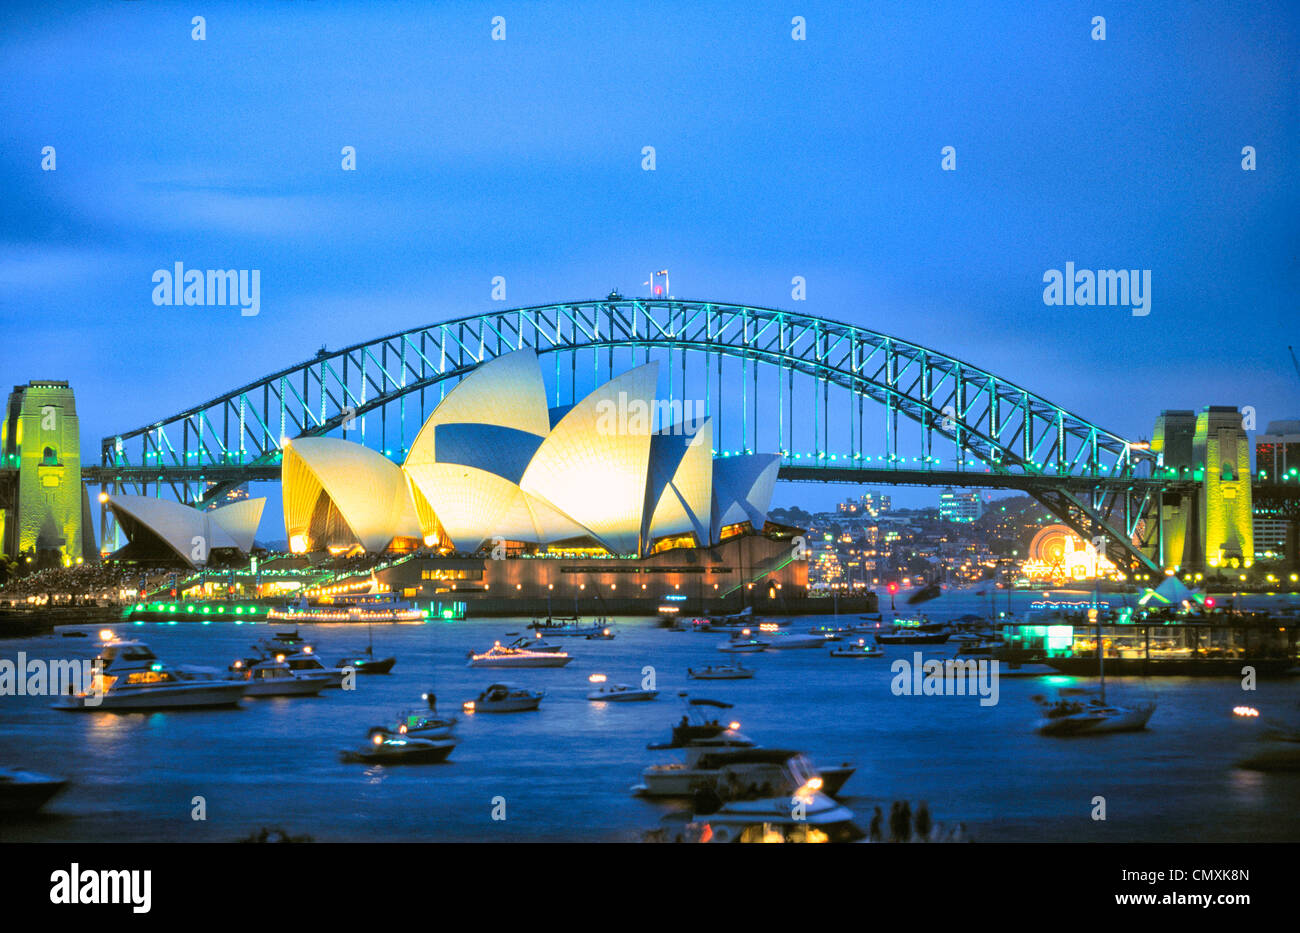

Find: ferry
[268,592,424,623]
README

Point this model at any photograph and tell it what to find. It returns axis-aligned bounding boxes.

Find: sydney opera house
[105,351,807,613]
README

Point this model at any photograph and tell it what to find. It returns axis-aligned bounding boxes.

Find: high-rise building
[1256,420,1300,484]
[938,488,981,523]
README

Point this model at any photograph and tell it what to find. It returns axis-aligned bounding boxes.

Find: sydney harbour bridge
[74,295,1218,577]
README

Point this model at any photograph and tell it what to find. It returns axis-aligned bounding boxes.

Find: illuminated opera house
[108,350,807,612]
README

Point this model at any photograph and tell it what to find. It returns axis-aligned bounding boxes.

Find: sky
[1,0,1297,528]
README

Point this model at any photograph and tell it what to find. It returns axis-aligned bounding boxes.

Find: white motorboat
[278,647,346,687]
[829,638,883,658]
[52,639,248,711]
[230,659,329,697]
[718,629,769,653]
[659,788,863,843]
[688,662,755,680]
[586,675,658,702]
[465,682,544,712]
[0,767,68,815]
[393,691,458,739]
[468,641,572,668]
[505,635,565,653]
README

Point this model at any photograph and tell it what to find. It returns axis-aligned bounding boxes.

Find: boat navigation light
[373,734,385,745]
[303,646,312,654]
[275,654,285,663]
[463,701,476,713]
[588,673,607,683]
[729,721,741,731]
[98,629,114,642]
[1233,706,1260,717]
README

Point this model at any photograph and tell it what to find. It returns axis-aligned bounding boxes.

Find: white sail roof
[520,362,659,555]
[710,453,781,542]
[107,494,263,568]
[282,437,418,553]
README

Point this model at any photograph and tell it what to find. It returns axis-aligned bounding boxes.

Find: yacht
[638,741,855,801]
[393,691,458,739]
[687,662,755,680]
[1033,690,1156,736]
[586,675,658,702]
[468,641,572,668]
[505,635,565,653]
[340,728,457,764]
[230,659,329,697]
[654,763,863,843]
[658,792,863,843]
[278,647,346,687]
[465,682,544,712]
[829,638,883,658]
[52,639,248,711]
[764,631,826,650]
[0,767,68,815]
[718,629,769,653]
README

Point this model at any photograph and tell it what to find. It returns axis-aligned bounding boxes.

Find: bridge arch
[97,298,1166,572]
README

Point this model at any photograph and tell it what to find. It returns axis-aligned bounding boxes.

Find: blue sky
[1,0,1296,521]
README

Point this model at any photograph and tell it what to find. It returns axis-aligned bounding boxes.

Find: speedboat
[658,791,863,843]
[52,639,248,711]
[587,676,658,702]
[230,659,329,697]
[809,624,852,642]
[829,639,883,658]
[340,728,457,764]
[639,740,855,803]
[278,647,346,687]
[254,627,308,654]
[688,662,755,680]
[1033,690,1156,736]
[465,682,544,712]
[0,767,68,815]
[505,635,565,653]
[393,690,458,739]
[718,629,769,653]
[468,641,572,668]
[586,626,616,641]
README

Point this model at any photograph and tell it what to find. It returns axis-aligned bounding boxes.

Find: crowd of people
[867,801,972,843]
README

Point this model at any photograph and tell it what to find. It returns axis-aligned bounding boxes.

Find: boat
[637,702,856,799]
[763,632,826,650]
[586,626,616,641]
[1034,606,1156,736]
[465,682,544,712]
[468,641,573,668]
[528,616,610,637]
[809,624,852,642]
[657,787,863,843]
[907,582,943,605]
[687,662,755,680]
[393,691,459,739]
[230,659,330,697]
[278,647,346,687]
[335,625,396,674]
[270,591,424,623]
[340,727,457,764]
[829,638,883,658]
[0,767,68,815]
[254,627,308,654]
[954,639,997,657]
[504,635,564,653]
[718,629,769,653]
[52,639,249,711]
[1033,691,1156,736]
[587,675,658,702]
[874,626,952,645]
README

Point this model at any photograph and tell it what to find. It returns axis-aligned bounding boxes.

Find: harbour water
[3,588,1299,843]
